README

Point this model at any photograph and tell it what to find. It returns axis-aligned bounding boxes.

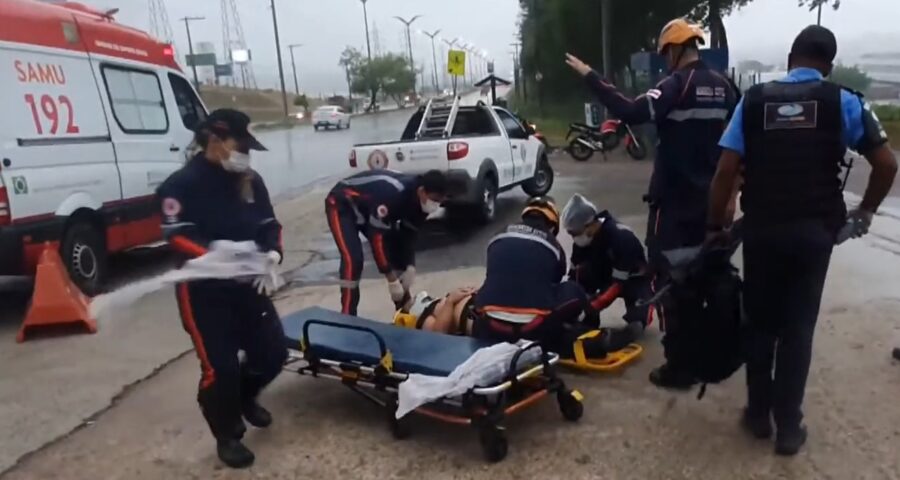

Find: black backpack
[683,260,745,391]
[649,222,746,398]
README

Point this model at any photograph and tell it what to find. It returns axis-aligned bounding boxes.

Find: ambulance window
[102,66,169,134]
[169,74,207,131]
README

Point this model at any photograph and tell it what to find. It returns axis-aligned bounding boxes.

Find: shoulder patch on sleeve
[646,88,662,99]
[377,204,390,219]
[162,197,182,223]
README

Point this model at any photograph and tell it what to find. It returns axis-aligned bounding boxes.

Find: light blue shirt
[719,67,867,156]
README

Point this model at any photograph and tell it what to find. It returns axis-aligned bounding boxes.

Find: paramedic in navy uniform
[707,26,897,456]
[157,109,287,469]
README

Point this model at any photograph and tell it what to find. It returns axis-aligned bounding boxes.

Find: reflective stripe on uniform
[259,217,276,225]
[488,232,562,261]
[338,279,360,288]
[666,108,730,122]
[339,174,405,191]
[486,311,540,324]
[162,222,196,233]
[612,269,631,281]
[369,215,391,230]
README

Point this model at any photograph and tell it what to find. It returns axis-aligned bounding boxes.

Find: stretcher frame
[283,319,585,462]
[559,330,644,372]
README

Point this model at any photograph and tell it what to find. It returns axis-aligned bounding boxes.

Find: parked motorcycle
[600,119,648,160]
[566,123,608,162]
[518,115,552,151]
[566,121,647,162]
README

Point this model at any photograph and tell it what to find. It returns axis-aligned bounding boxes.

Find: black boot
[242,402,273,428]
[217,438,255,469]
[741,408,773,440]
[648,363,697,390]
[775,426,808,456]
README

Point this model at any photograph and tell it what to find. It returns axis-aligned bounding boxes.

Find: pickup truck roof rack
[415,95,461,140]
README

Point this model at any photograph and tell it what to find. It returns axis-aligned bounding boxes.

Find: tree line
[516,0,843,103]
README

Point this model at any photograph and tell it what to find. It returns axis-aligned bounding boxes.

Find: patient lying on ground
[395,290,641,360]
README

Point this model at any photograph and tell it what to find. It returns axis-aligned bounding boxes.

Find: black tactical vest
[741,80,847,231]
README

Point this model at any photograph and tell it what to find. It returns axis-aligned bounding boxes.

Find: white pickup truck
[348,98,554,222]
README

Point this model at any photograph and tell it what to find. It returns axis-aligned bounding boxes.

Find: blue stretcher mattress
[282,307,496,377]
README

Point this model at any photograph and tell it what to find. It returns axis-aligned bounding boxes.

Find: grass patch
[884,121,900,150]
[508,95,585,148]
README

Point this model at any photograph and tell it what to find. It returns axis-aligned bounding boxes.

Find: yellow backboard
[448,49,466,77]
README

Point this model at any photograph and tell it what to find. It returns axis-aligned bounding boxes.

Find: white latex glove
[836,208,874,245]
[399,266,416,291]
[254,251,284,296]
[388,279,406,303]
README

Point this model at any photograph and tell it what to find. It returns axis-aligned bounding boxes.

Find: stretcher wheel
[478,425,508,463]
[558,390,584,422]
[386,399,411,440]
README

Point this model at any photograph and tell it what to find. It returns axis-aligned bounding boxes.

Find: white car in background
[312,106,351,131]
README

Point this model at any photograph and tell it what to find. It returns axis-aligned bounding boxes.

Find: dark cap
[790,25,837,64]
[203,109,267,151]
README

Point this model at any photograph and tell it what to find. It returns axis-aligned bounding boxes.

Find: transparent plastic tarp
[396,341,542,418]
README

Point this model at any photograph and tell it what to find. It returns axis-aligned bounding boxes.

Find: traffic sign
[448,49,466,77]
[214,64,234,77]
[185,52,216,67]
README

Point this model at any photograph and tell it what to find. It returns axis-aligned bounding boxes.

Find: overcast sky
[106,0,900,94]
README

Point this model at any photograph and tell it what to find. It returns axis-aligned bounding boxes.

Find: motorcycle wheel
[626,140,648,161]
[568,140,594,162]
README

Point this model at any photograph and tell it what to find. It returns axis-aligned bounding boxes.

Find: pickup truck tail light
[0,186,10,226]
[447,142,469,161]
[349,149,358,168]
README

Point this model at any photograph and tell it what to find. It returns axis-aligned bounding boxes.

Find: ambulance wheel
[557,390,584,422]
[479,425,508,463]
[61,221,107,296]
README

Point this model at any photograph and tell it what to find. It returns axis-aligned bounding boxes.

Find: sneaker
[775,426,808,456]
[648,363,697,390]
[217,438,255,469]
[242,402,273,429]
[741,408,773,440]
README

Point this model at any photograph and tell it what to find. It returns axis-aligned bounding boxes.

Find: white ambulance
[0,0,207,294]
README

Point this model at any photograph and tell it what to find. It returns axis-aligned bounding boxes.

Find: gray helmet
[561,194,599,233]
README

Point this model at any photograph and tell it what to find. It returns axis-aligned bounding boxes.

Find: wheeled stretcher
[281,307,585,462]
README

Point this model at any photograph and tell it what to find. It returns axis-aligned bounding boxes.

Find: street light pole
[360,0,373,61]
[817,3,823,25]
[288,43,303,95]
[180,16,205,88]
[269,0,289,118]
[394,15,422,98]
[510,42,521,98]
[422,29,442,93]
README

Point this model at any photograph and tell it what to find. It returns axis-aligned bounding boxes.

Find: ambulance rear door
[0,11,120,222]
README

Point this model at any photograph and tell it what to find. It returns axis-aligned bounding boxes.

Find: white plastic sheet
[396,342,542,419]
[89,241,276,322]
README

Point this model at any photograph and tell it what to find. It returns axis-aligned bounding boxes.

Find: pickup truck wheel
[522,158,554,197]
[61,221,107,296]
[476,177,498,224]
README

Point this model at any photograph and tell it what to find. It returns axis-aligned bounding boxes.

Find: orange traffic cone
[16,243,97,343]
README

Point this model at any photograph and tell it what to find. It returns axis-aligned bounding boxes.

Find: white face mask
[421,198,441,215]
[573,234,593,247]
[222,151,252,173]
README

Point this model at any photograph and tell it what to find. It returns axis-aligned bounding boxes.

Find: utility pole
[269,0,289,117]
[601,0,612,77]
[360,0,373,61]
[288,43,303,95]
[423,29,442,93]
[817,3,823,25]
[180,16,204,88]
[510,42,521,98]
[394,16,422,99]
